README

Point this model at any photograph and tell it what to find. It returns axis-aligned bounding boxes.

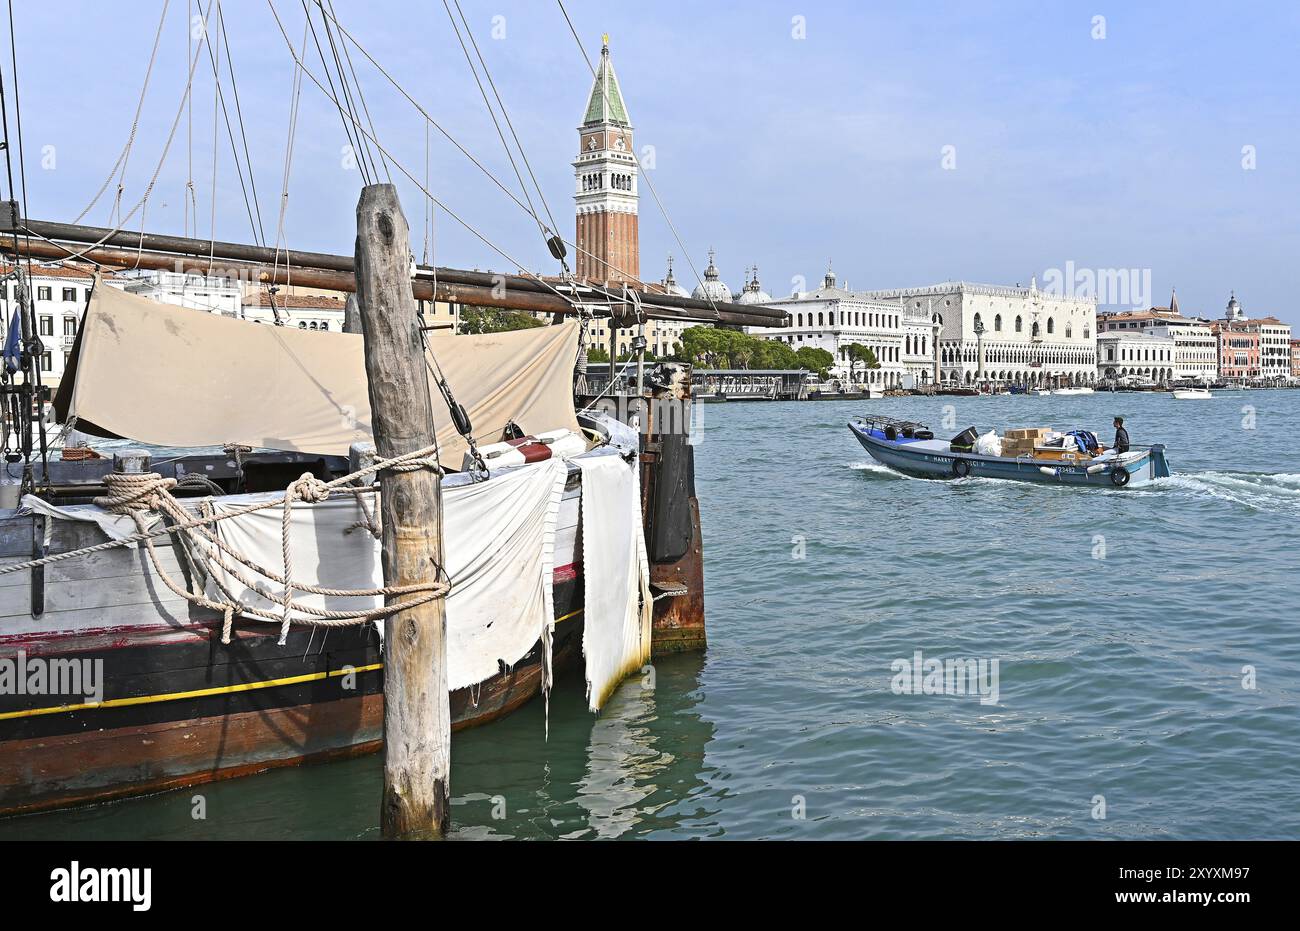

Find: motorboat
[848,414,1171,488]
[1029,387,1052,396]
[1171,387,1212,400]
[1053,386,1095,396]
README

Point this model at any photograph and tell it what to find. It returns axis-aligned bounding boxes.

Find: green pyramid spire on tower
[582,36,630,126]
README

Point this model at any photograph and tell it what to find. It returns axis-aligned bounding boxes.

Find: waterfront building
[243,290,348,330]
[573,36,638,285]
[1209,293,1292,383]
[1097,293,1217,381]
[0,262,128,392]
[856,278,1098,387]
[748,266,913,388]
[118,269,242,317]
[1096,331,1176,382]
[1291,339,1300,380]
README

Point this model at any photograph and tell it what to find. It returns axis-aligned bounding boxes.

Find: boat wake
[1155,471,1300,514]
[846,459,916,479]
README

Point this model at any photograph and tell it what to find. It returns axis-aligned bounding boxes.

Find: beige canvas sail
[54,281,581,463]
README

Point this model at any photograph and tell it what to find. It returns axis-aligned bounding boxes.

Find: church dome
[691,248,732,302]
[659,254,690,298]
[735,265,772,305]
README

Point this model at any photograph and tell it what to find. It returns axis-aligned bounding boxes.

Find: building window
[1047,318,1055,335]
[994,314,1002,332]
[63,317,77,336]
[40,351,52,372]
[62,287,77,302]
[37,286,51,301]
[1015,315,1023,333]
[38,315,53,336]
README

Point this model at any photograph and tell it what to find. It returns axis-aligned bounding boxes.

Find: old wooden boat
[0,283,709,816]
[848,415,1171,487]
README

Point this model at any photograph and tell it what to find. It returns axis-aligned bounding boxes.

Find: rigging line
[71,0,171,227]
[322,0,390,184]
[555,0,717,312]
[21,1,217,266]
[452,0,563,245]
[313,0,377,179]
[422,121,430,264]
[4,0,47,487]
[186,0,193,239]
[314,0,378,181]
[297,0,371,185]
[207,0,220,269]
[194,0,266,248]
[305,2,653,302]
[440,0,547,242]
[216,1,269,244]
[272,11,310,290]
[266,0,595,313]
[310,0,379,183]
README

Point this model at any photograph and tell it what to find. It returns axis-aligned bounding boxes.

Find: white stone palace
[855,279,1098,387]
[747,267,930,388]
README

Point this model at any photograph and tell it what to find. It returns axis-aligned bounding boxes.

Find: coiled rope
[3,443,448,645]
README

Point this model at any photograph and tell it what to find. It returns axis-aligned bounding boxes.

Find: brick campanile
[573,35,639,284]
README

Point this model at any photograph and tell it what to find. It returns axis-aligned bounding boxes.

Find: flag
[2,310,21,375]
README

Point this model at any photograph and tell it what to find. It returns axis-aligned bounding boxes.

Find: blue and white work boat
[848,415,1172,488]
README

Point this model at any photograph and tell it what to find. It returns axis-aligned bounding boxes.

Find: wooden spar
[354,184,450,840]
[3,217,789,329]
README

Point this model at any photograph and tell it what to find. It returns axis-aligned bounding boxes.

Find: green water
[4,389,1299,839]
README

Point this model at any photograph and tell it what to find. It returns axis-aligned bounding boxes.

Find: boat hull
[0,575,584,817]
[848,422,1170,487]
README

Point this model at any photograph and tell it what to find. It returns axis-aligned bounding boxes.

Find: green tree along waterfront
[457,306,547,334]
[676,326,832,377]
[843,343,881,384]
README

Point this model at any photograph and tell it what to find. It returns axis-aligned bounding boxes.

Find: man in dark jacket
[1113,416,1130,454]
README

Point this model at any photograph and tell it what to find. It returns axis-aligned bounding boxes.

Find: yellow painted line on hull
[0,609,583,721]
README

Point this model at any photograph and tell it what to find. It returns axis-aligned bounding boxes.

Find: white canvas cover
[573,453,652,711]
[194,459,569,691]
[55,281,581,464]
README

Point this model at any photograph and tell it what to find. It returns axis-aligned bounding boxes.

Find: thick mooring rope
[3,443,449,645]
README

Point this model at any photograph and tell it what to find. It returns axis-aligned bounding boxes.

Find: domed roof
[659,254,690,298]
[691,248,732,302]
[735,265,772,305]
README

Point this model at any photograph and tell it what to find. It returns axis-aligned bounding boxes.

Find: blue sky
[7,1,1299,322]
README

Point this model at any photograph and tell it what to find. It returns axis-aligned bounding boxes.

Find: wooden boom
[2,215,789,329]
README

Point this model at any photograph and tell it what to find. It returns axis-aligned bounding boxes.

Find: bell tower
[573,35,639,284]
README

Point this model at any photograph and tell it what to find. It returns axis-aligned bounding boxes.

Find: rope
[4,442,449,645]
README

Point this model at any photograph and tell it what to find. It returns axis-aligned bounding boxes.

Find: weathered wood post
[354,183,450,839]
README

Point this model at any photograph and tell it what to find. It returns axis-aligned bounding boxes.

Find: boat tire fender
[951,458,972,478]
[1110,467,1130,487]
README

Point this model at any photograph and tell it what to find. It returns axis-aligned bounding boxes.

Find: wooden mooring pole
[354,183,450,839]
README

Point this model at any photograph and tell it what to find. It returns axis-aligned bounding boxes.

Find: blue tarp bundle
[1066,430,1100,453]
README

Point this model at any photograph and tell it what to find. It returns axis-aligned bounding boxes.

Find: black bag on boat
[885,425,899,440]
[950,427,978,451]
[914,429,934,440]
